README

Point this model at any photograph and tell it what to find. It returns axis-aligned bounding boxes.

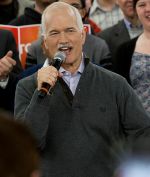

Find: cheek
[136,9,142,18]
[44,42,49,50]
[45,39,58,52]
[137,13,144,23]
[74,40,84,52]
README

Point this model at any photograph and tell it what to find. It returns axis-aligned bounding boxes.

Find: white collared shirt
[89,0,123,30]
[43,57,85,95]
[124,18,143,39]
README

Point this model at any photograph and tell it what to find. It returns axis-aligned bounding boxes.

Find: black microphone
[38,51,66,98]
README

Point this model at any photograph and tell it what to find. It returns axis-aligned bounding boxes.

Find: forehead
[137,0,150,3]
[44,7,78,29]
[37,0,53,2]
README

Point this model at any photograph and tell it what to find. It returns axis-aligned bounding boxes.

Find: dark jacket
[9,7,41,26]
[99,20,130,66]
[114,37,138,84]
[15,58,150,177]
[0,0,19,24]
[0,29,23,112]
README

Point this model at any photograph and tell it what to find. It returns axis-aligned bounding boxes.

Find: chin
[64,59,75,66]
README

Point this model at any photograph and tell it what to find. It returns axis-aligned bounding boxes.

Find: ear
[42,34,49,50]
[43,39,49,50]
[81,28,86,45]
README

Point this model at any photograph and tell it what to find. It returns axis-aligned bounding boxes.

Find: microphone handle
[38,82,51,98]
[38,59,63,98]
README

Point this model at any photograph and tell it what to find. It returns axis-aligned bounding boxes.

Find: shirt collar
[90,0,100,15]
[43,58,49,67]
[59,57,84,75]
[124,18,143,30]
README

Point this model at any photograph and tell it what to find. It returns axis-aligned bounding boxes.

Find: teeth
[60,47,69,50]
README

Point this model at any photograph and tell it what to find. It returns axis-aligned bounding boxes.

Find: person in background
[85,0,93,12]
[79,0,101,35]
[18,0,35,15]
[114,0,150,115]
[15,2,150,177]
[99,0,143,68]
[9,0,56,26]
[0,0,34,24]
[0,29,22,113]
[0,110,40,177]
[89,0,123,30]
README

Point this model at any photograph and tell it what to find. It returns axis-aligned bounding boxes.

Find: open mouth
[146,15,150,19]
[58,45,73,55]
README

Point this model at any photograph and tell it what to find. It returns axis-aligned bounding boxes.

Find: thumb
[6,50,13,58]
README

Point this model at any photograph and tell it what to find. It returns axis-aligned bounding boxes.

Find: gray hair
[41,2,84,36]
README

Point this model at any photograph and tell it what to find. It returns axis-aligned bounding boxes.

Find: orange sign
[0,24,40,68]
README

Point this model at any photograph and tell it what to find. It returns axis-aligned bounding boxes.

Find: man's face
[59,0,86,18]
[36,0,56,7]
[117,0,136,18]
[43,8,86,68]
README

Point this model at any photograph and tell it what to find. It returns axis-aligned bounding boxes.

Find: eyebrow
[70,3,83,9]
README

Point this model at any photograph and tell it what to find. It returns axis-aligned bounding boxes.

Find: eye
[48,31,59,36]
[66,28,76,33]
[137,2,146,7]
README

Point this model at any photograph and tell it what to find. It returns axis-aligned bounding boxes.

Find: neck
[143,30,150,40]
[62,58,82,74]
[0,0,12,5]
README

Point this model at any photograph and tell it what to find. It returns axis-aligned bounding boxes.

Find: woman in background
[114,0,150,115]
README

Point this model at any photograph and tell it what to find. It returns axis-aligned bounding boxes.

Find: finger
[4,51,16,66]
[6,50,13,58]
[0,61,12,76]
[0,67,9,77]
[37,68,58,90]
[0,58,13,68]
[6,57,16,66]
[0,62,11,75]
[38,72,57,86]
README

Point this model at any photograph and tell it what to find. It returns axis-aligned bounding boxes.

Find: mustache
[58,43,72,50]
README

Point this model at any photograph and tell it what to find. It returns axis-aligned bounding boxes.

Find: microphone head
[54,51,66,62]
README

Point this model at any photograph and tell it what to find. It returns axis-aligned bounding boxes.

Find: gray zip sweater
[15,59,150,177]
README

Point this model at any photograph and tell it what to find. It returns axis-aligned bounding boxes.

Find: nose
[58,32,68,43]
[145,2,150,11]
